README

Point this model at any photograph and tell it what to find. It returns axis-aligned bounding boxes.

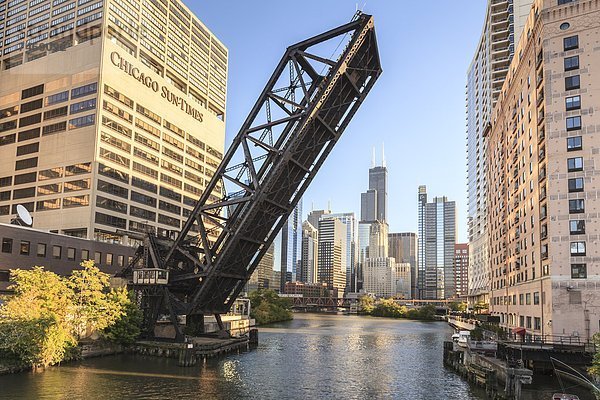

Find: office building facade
[0,0,227,245]
[317,217,345,297]
[247,242,274,292]
[388,232,417,299]
[487,0,600,339]
[417,186,457,299]
[362,257,410,299]
[328,212,356,293]
[300,220,318,284]
[454,243,469,298]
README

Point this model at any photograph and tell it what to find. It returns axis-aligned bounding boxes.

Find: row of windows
[0,237,130,267]
[0,162,91,189]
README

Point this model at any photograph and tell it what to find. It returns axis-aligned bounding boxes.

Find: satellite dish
[16,205,33,226]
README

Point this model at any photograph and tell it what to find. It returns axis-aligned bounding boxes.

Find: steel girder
[125,13,382,328]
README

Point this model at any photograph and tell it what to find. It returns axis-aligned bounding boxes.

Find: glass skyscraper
[417,186,456,299]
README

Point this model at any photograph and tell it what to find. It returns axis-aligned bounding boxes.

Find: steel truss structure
[120,13,382,339]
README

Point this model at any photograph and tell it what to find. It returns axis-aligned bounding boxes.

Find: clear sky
[186,1,487,243]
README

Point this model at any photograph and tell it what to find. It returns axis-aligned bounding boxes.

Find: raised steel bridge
[119,13,382,340]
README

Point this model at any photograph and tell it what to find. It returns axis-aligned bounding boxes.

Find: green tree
[0,267,76,368]
[473,301,488,313]
[358,295,374,314]
[417,304,436,320]
[449,302,467,313]
[68,261,124,339]
[102,291,142,345]
[248,289,292,325]
[0,262,131,369]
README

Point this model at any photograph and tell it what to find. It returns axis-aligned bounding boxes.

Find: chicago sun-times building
[0,0,227,246]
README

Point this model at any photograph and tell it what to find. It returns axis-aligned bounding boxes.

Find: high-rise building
[328,212,356,293]
[273,200,302,289]
[417,186,457,299]
[357,152,389,294]
[0,0,227,244]
[388,232,417,299]
[363,257,410,299]
[317,217,346,297]
[487,0,600,339]
[246,243,274,292]
[466,0,533,309]
[307,208,330,230]
[360,149,387,223]
[300,220,318,284]
[453,243,469,298]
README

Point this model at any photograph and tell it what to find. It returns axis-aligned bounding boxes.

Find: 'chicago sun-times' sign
[110,51,204,123]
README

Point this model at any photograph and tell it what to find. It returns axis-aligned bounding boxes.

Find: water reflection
[2,314,585,399]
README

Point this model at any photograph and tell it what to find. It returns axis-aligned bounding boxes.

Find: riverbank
[249,289,293,325]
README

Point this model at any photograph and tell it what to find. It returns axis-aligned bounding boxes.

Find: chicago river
[0,314,591,399]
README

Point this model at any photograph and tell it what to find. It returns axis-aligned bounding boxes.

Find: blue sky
[187,1,487,243]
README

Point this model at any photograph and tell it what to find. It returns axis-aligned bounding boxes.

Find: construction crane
[119,12,382,340]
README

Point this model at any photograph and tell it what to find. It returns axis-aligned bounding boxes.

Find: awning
[512,327,526,335]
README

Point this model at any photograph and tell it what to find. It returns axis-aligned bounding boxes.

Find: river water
[0,313,594,399]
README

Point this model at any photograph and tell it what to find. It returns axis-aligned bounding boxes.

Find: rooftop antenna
[371,146,376,168]
[382,142,386,168]
[327,199,331,212]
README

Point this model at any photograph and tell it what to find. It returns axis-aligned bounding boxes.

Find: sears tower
[361,147,388,223]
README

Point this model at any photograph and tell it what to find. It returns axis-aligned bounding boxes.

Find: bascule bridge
[119,13,382,340]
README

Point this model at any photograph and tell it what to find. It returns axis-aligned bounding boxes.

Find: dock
[134,331,256,367]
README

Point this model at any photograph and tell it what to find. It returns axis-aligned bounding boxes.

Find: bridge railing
[502,333,597,353]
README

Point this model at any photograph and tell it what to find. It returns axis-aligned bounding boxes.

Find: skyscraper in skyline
[388,232,417,299]
[328,212,356,294]
[466,0,533,308]
[274,199,302,290]
[318,217,346,297]
[300,221,318,284]
[417,186,457,299]
[360,147,387,223]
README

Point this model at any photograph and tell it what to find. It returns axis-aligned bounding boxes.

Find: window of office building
[566,95,581,111]
[95,212,127,229]
[568,177,584,192]
[565,75,580,90]
[570,220,585,234]
[567,136,582,151]
[563,35,578,51]
[567,157,583,172]
[52,245,62,259]
[19,128,41,142]
[571,263,587,279]
[571,241,586,256]
[1,238,13,253]
[20,241,30,255]
[22,84,44,100]
[569,199,585,213]
[564,55,579,71]
[67,247,76,261]
[566,116,581,131]
[71,82,97,99]
[37,243,46,257]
